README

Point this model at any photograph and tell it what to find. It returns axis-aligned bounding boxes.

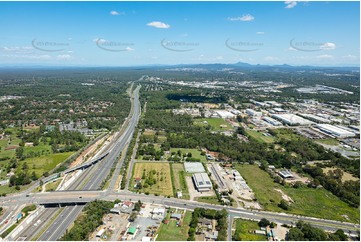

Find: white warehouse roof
[271,114,314,126]
[316,124,355,138]
[184,162,205,173]
[299,113,331,124]
[192,173,212,192]
[215,110,235,119]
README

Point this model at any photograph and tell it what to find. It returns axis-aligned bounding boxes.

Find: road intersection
[0,84,359,240]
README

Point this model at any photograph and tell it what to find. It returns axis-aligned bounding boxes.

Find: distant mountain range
[162,62,359,71]
[0,62,359,71]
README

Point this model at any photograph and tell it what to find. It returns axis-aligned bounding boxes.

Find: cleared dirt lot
[89,213,129,241]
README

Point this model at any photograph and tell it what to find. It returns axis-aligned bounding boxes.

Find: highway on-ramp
[1,85,141,241]
[0,85,359,240]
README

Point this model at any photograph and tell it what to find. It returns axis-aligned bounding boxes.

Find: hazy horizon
[0,1,359,67]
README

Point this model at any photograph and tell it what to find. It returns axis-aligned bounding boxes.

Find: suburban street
[0,84,359,240]
[0,85,141,241]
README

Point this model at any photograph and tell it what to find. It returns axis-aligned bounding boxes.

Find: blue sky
[0,1,359,66]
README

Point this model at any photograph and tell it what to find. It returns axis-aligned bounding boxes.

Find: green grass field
[171,163,190,199]
[194,118,233,131]
[169,148,206,162]
[233,219,267,241]
[271,128,299,141]
[246,130,275,143]
[20,152,74,177]
[0,137,21,159]
[131,162,173,196]
[195,196,220,205]
[0,183,31,195]
[247,123,255,129]
[45,179,62,191]
[316,138,340,146]
[23,143,52,156]
[235,164,359,223]
[156,211,192,241]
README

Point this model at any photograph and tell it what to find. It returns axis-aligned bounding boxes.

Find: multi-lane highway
[4,189,358,236]
[0,85,141,241]
[0,84,360,240]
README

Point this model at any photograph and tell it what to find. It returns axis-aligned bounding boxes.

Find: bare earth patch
[274,189,294,203]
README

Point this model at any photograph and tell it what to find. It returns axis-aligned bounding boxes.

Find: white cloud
[110,10,124,15]
[125,47,134,51]
[316,54,333,59]
[320,42,336,50]
[342,54,358,60]
[215,56,224,60]
[228,14,255,22]
[264,56,280,61]
[285,1,298,9]
[147,21,170,29]
[256,32,265,35]
[2,46,33,53]
[57,54,72,60]
[2,54,51,60]
[288,46,297,51]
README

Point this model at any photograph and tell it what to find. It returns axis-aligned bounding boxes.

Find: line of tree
[60,200,114,241]
[287,221,349,241]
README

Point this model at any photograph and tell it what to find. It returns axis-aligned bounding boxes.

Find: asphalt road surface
[1,85,359,240]
[5,85,141,241]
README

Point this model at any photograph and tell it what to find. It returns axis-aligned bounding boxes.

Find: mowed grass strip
[235,164,360,223]
[171,163,190,199]
[195,196,220,205]
[132,162,173,196]
[233,219,267,241]
[245,129,275,143]
[194,118,233,131]
[156,211,192,241]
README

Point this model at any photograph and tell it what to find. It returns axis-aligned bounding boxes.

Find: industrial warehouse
[192,173,212,192]
[315,124,356,138]
[271,114,314,126]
